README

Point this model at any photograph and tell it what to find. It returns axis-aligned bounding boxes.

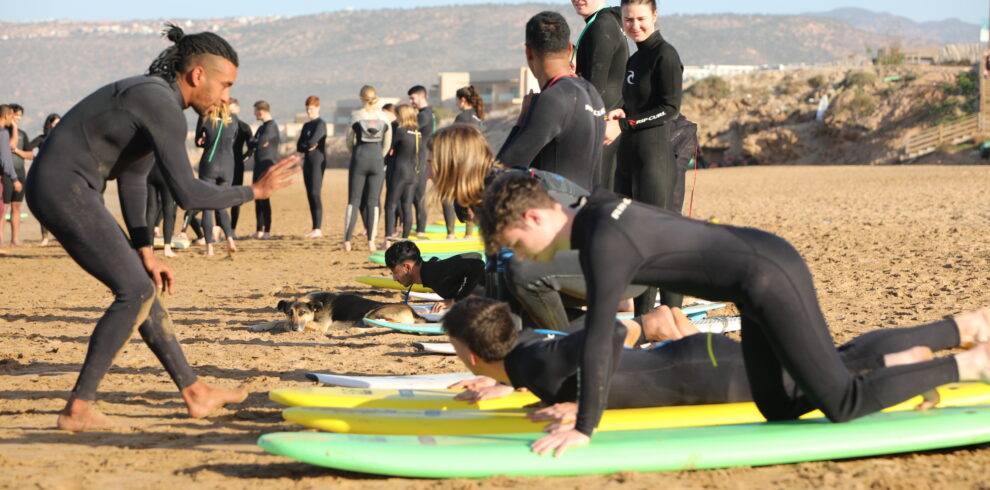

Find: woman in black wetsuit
[477,172,990,456]
[454,86,485,129]
[194,102,237,255]
[383,105,420,243]
[297,96,327,239]
[605,0,684,314]
[343,85,391,252]
[249,100,280,239]
[23,24,298,431]
[28,113,60,247]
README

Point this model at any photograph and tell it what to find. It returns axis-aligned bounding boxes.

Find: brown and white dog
[250,291,426,333]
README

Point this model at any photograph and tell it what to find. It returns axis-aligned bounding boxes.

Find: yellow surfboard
[270,387,540,410]
[282,382,990,435]
[354,276,434,293]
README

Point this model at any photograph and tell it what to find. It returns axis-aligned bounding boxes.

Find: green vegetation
[807,74,827,90]
[687,76,731,99]
[928,72,978,126]
[846,90,876,116]
[843,70,877,88]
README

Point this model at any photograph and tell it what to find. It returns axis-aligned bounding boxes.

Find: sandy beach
[2,165,989,488]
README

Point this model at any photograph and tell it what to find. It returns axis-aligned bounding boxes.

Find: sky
[3,0,984,25]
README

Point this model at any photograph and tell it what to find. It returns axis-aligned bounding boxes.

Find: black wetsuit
[297,117,327,230]
[497,76,605,191]
[420,253,485,301]
[145,161,176,248]
[384,125,419,239]
[24,75,254,401]
[669,115,697,214]
[454,109,482,128]
[194,115,236,243]
[566,189,960,436]
[615,30,684,315]
[230,114,253,229]
[574,6,628,190]
[250,119,279,233]
[345,109,390,242]
[506,318,961,409]
[413,106,436,234]
[3,128,29,203]
[0,130,17,211]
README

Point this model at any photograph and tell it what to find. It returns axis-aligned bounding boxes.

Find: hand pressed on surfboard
[447,376,497,391]
[532,427,590,458]
[527,401,577,423]
[453,383,515,403]
[252,154,301,200]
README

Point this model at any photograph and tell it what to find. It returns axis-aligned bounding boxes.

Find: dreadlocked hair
[147,23,239,83]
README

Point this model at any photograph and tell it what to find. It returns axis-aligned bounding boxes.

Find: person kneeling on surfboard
[385,240,485,313]
[444,296,975,434]
[475,171,990,456]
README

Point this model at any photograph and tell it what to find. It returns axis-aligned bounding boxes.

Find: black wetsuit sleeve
[496,90,572,168]
[619,46,682,132]
[0,131,16,181]
[27,134,45,151]
[124,84,254,211]
[575,217,644,436]
[420,255,485,300]
[581,17,624,109]
[117,156,154,248]
[299,120,326,151]
[259,121,279,151]
[239,121,255,160]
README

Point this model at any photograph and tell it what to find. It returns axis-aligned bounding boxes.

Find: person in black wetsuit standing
[23,24,298,431]
[298,95,327,239]
[5,104,33,246]
[454,86,485,129]
[604,0,685,315]
[571,0,628,190]
[229,98,254,231]
[27,113,61,247]
[496,11,606,192]
[383,105,421,242]
[250,100,280,239]
[194,102,237,255]
[408,85,442,237]
[477,172,990,456]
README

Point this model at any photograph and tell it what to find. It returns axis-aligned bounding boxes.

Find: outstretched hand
[138,247,174,295]
[526,401,577,423]
[252,154,301,200]
[453,383,516,403]
[531,428,590,458]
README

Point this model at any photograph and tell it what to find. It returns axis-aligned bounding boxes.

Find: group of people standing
[0,104,60,253]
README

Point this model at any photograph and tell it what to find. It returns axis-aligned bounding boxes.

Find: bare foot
[11,240,24,247]
[343,241,352,252]
[205,244,215,256]
[260,232,271,240]
[954,307,990,347]
[956,342,990,382]
[39,238,49,247]
[304,229,323,238]
[642,306,699,342]
[163,245,177,258]
[192,238,206,246]
[225,237,237,255]
[181,381,249,419]
[0,248,8,256]
[368,240,377,252]
[446,234,456,240]
[883,346,933,367]
[57,397,116,432]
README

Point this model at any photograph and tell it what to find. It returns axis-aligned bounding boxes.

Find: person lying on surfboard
[444,296,967,432]
[384,240,484,313]
[475,171,990,456]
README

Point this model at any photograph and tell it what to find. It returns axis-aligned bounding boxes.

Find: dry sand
[2,165,990,488]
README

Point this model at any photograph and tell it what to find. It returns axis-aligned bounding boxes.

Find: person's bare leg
[205,243,215,256]
[57,396,116,432]
[368,240,377,252]
[10,201,22,246]
[225,237,237,255]
[343,240,352,252]
[181,381,249,418]
[618,318,642,347]
[883,346,934,367]
[954,307,990,347]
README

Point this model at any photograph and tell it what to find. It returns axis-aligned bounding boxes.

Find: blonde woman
[193,101,237,255]
[344,85,391,251]
[383,104,420,243]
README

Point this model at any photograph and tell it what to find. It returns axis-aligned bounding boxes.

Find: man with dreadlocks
[24,24,299,431]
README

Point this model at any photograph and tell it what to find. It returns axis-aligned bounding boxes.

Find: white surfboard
[305,371,475,389]
[409,291,445,302]
[411,342,457,355]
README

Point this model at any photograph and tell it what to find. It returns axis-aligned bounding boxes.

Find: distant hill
[810,8,981,45]
[0,4,958,134]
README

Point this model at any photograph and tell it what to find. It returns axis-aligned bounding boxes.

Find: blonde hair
[428,124,502,210]
[205,101,232,128]
[359,85,379,111]
[396,104,418,130]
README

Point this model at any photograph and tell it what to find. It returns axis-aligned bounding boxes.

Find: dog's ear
[308,302,321,312]
[277,300,290,313]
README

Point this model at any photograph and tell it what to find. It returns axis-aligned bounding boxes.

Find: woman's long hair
[455,85,486,121]
[359,85,379,112]
[428,124,502,210]
[395,104,419,130]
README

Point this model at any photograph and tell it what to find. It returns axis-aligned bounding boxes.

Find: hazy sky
[4,1,983,24]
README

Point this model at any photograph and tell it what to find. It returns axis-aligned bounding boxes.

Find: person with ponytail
[343,85,391,251]
[194,102,237,255]
[23,23,299,431]
[249,100,280,239]
[453,86,486,129]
